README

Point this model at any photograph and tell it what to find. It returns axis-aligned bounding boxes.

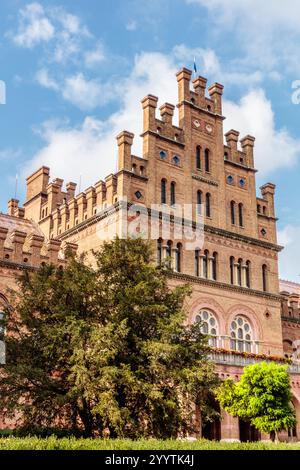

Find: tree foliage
[0,237,219,438]
[216,362,296,438]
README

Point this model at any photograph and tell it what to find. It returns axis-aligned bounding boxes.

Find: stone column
[221,410,240,442]
[233,263,239,285]
[241,265,247,287]
[171,248,177,271]
[208,256,214,280]
[199,255,205,278]
[162,245,168,261]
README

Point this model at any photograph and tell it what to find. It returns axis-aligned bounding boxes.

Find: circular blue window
[159,150,167,159]
[227,175,234,184]
[239,178,246,188]
[172,155,180,165]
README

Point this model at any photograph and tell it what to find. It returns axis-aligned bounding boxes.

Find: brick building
[1,67,300,441]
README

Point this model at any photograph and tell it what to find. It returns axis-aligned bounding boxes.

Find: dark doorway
[202,418,221,441]
[239,419,261,442]
[202,397,221,441]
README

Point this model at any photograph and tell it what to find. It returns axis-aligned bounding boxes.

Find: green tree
[216,361,296,441]
[0,237,219,438]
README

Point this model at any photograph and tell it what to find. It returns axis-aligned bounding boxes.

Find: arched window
[238,203,243,227]
[262,264,268,292]
[212,252,217,281]
[237,258,243,286]
[170,182,176,206]
[195,249,200,277]
[230,315,252,352]
[257,204,261,213]
[157,239,162,266]
[205,148,210,172]
[166,240,172,268]
[132,163,137,173]
[230,256,235,284]
[197,190,202,215]
[230,201,236,225]
[203,250,209,278]
[196,310,219,347]
[205,193,211,218]
[196,146,201,170]
[175,243,182,272]
[161,179,166,204]
[246,260,251,288]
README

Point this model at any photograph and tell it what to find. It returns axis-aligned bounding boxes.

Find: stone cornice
[192,174,219,187]
[257,213,278,222]
[0,259,37,272]
[224,159,257,173]
[116,170,149,182]
[140,130,185,148]
[56,201,283,253]
[169,271,282,302]
[281,316,300,325]
[204,224,283,253]
[179,100,225,121]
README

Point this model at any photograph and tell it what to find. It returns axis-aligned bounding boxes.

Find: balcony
[209,349,300,374]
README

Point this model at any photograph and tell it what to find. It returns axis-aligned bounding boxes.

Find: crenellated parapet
[0,226,77,268]
[224,130,255,168]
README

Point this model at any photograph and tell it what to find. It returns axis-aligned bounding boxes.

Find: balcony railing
[209,350,300,374]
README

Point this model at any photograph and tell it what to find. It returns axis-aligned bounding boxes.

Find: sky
[1,0,300,281]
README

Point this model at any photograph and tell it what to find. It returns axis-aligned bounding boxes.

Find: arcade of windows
[196,309,258,353]
[157,241,269,292]
[196,146,210,173]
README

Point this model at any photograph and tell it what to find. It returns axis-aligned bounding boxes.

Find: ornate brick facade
[1,67,300,441]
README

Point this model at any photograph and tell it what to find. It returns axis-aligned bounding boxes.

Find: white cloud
[23,52,178,186]
[186,0,300,74]
[10,2,92,64]
[173,44,263,86]
[62,73,116,110]
[36,68,59,91]
[13,2,55,48]
[84,43,106,68]
[223,89,300,175]
[24,50,300,189]
[278,225,300,281]
[24,49,298,199]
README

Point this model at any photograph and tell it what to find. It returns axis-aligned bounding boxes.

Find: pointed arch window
[212,252,218,281]
[161,179,167,204]
[170,182,176,206]
[195,249,200,277]
[205,148,210,172]
[238,203,244,227]
[246,260,251,288]
[262,264,268,292]
[237,258,243,286]
[230,201,235,225]
[157,239,162,266]
[197,190,202,215]
[205,193,211,218]
[175,243,182,273]
[196,146,201,170]
[203,250,209,278]
[230,256,235,284]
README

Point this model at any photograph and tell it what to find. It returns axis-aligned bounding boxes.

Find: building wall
[1,67,299,439]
